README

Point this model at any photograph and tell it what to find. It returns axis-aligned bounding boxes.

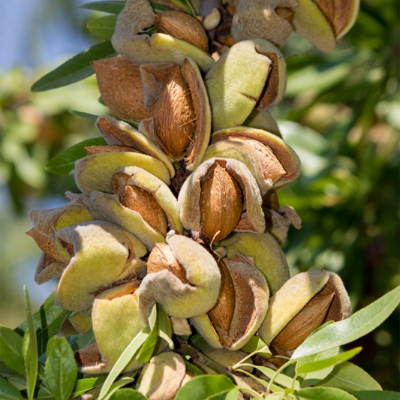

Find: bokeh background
[0,0,399,391]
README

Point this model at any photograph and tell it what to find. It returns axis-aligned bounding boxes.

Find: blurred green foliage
[0,0,398,391]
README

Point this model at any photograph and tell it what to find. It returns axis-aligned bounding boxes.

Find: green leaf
[296,347,362,374]
[351,391,399,400]
[87,15,117,41]
[80,1,125,14]
[16,292,71,356]
[136,305,158,363]
[240,336,271,358]
[70,329,96,352]
[45,337,78,400]
[184,360,204,376]
[109,388,148,400]
[80,1,170,14]
[70,110,100,120]
[240,364,300,390]
[298,347,340,383]
[0,377,24,400]
[98,328,150,400]
[31,41,116,92]
[103,377,135,400]
[22,287,38,400]
[296,387,358,400]
[0,326,25,376]
[175,375,238,400]
[315,362,382,391]
[292,286,400,359]
[71,377,106,398]
[157,304,174,349]
[45,138,107,175]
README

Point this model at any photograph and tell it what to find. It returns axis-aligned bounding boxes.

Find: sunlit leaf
[45,337,77,400]
[315,362,382,391]
[157,304,174,349]
[175,375,239,400]
[292,286,400,359]
[240,363,300,390]
[31,42,116,92]
[296,387,358,400]
[296,347,362,374]
[350,391,399,400]
[109,389,148,400]
[98,328,150,400]
[71,377,107,398]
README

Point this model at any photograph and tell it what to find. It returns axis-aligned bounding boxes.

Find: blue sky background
[0,0,93,71]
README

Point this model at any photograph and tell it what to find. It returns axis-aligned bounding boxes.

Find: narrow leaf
[70,329,96,352]
[0,377,24,400]
[98,328,150,400]
[70,110,100,120]
[157,304,174,349]
[298,347,340,383]
[103,377,134,400]
[296,387,358,400]
[80,1,170,14]
[45,337,78,400]
[87,15,117,41]
[293,286,400,359]
[109,388,148,400]
[184,360,204,376]
[22,287,38,400]
[351,391,399,400]
[315,362,382,391]
[31,41,116,92]
[240,336,271,358]
[175,375,237,400]
[240,363,299,390]
[296,347,362,374]
[45,138,107,176]
[0,326,25,376]
[16,292,71,356]
[72,377,106,398]
[136,305,158,363]
[80,1,125,14]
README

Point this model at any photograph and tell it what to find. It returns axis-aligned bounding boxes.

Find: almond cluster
[27,0,358,397]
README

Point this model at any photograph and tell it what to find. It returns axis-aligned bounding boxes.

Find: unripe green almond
[138,232,221,322]
[55,221,147,312]
[78,283,145,374]
[219,232,290,295]
[69,312,92,335]
[205,39,286,131]
[112,0,214,72]
[244,109,281,137]
[74,152,171,194]
[292,0,336,51]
